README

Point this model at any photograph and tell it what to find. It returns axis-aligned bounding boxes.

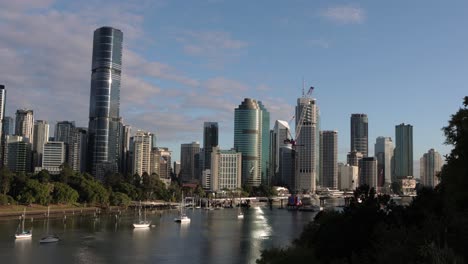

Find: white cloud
[321,6,365,24]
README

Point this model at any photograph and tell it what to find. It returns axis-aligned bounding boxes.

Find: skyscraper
[359,157,378,189]
[209,146,242,192]
[350,114,368,156]
[295,96,319,193]
[180,142,200,182]
[33,120,49,166]
[69,127,87,173]
[88,26,123,178]
[15,109,34,144]
[374,137,394,187]
[41,141,66,174]
[320,130,338,189]
[0,85,5,152]
[131,130,152,176]
[394,123,413,179]
[2,116,14,136]
[420,149,443,188]
[270,120,291,185]
[203,122,218,171]
[121,125,132,175]
[258,101,270,186]
[55,121,75,144]
[4,135,32,173]
[234,98,262,187]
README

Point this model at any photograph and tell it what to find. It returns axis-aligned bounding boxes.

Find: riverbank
[0,204,101,220]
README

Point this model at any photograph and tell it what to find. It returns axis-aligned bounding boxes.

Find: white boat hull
[174,217,191,223]
[133,222,151,228]
[15,233,32,239]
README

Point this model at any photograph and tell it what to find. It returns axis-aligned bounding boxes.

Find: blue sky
[1,0,466,169]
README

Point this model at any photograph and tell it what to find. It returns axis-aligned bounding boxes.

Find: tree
[35,169,51,183]
[110,192,131,207]
[18,179,52,205]
[57,163,74,184]
[0,167,13,195]
[52,182,79,204]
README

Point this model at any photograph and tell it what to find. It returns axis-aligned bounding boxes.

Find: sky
[1,0,467,172]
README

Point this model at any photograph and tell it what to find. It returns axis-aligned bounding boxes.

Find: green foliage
[52,182,79,204]
[110,192,131,207]
[0,194,8,205]
[0,167,13,195]
[78,178,110,206]
[18,179,52,205]
[35,170,51,183]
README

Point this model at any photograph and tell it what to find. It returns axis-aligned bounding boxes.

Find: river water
[0,206,317,264]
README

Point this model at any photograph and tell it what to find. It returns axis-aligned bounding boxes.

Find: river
[0,206,318,264]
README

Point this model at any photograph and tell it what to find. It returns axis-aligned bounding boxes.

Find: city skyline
[1,1,465,164]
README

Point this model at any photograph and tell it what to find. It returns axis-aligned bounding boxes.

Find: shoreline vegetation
[257,97,468,264]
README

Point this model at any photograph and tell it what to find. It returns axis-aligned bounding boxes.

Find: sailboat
[133,202,151,228]
[174,193,190,223]
[15,208,32,239]
[39,206,59,243]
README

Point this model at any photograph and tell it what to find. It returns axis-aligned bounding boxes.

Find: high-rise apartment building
[258,101,270,185]
[69,127,87,172]
[156,147,172,179]
[359,157,378,189]
[15,109,34,144]
[173,161,181,178]
[320,130,338,189]
[279,146,295,190]
[234,98,263,187]
[394,123,413,179]
[295,96,319,193]
[121,125,131,175]
[374,137,394,186]
[4,135,32,173]
[33,120,49,166]
[338,163,359,190]
[351,114,368,156]
[203,122,218,171]
[270,120,291,185]
[3,116,14,136]
[41,141,66,174]
[420,149,443,188]
[87,26,123,178]
[131,131,152,176]
[209,146,242,192]
[180,142,200,182]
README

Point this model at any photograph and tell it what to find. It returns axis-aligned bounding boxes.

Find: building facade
[279,146,295,191]
[41,141,66,174]
[203,122,218,171]
[394,123,413,179]
[374,137,394,187]
[210,147,242,192]
[359,157,378,189]
[258,101,270,186]
[0,85,5,156]
[4,135,32,173]
[320,130,338,189]
[338,163,359,190]
[180,142,200,182]
[234,98,262,187]
[87,26,123,178]
[270,120,290,186]
[347,150,364,167]
[131,131,152,176]
[295,97,319,193]
[15,109,34,144]
[3,116,14,136]
[32,120,49,166]
[350,114,368,156]
[69,127,87,172]
[420,149,443,188]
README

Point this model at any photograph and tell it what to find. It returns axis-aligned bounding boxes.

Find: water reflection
[0,205,317,264]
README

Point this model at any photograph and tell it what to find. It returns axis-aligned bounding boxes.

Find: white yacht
[15,209,32,239]
[133,203,151,228]
[175,194,191,223]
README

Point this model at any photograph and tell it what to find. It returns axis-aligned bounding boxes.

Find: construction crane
[284,86,314,147]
